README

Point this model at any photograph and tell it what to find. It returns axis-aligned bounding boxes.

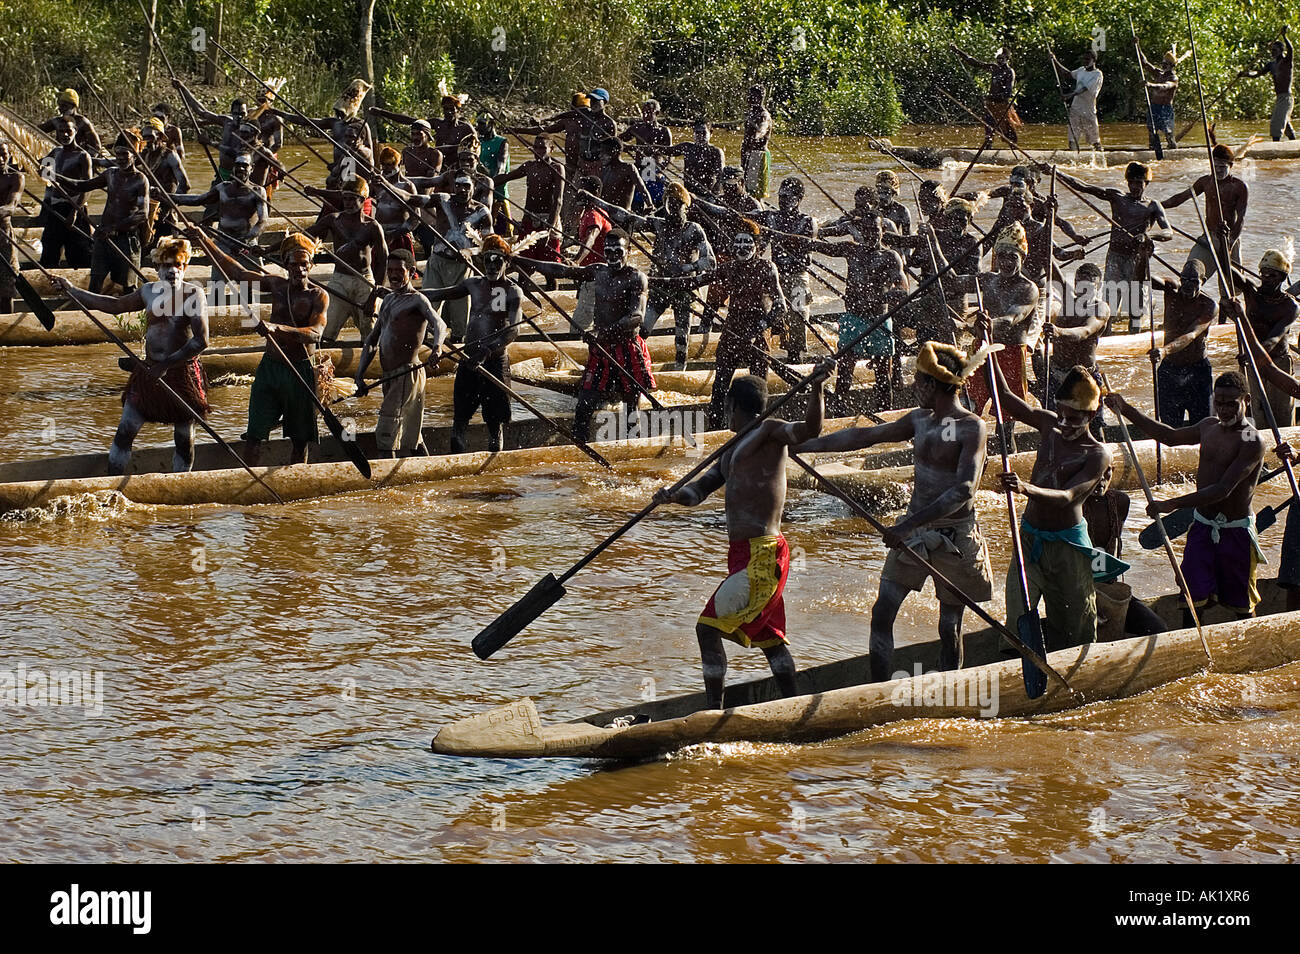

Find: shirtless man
[657,121,725,197]
[875,170,912,235]
[741,85,772,199]
[988,355,1120,650]
[38,117,93,268]
[1164,144,1248,286]
[810,211,907,409]
[944,223,1040,414]
[54,238,208,473]
[402,120,442,181]
[1227,249,1300,427]
[170,153,268,265]
[1238,310,1300,609]
[618,100,671,212]
[280,86,375,175]
[0,143,24,314]
[653,366,830,708]
[653,222,788,428]
[1046,262,1109,429]
[1151,260,1218,426]
[59,132,150,295]
[1055,162,1172,326]
[250,87,285,198]
[172,81,251,179]
[38,88,102,155]
[425,236,522,453]
[509,91,591,238]
[192,230,328,465]
[305,178,388,343]
[494,135,565,264]
[597,138,651,211]
[597,182,714,368]
[796,342,993,678]
[356,249,446,457]
[404,173,493,341]
[1144,51,1184,149]
[149,103,185,158]
[950,43,1021,147]
[1240,25,1295,141]
[520,229,653,442]
[1107,370,1265,624]
[373,95,474,158]
[754,177,818,363]
[371,146,421,258]
[140,118,190,251]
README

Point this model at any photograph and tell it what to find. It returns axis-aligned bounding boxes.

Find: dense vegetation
[0,0,1294,136]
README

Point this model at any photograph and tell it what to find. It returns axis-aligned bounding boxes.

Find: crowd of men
[2,22,1299,707]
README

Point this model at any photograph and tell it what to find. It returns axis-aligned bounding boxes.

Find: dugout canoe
[882,139,1300,169]
[430,580,1300,761]
[0,404,872,515]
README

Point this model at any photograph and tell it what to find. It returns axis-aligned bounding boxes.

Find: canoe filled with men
[3,14,1300,715]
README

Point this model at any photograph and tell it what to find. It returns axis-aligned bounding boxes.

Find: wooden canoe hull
[430,591,1300,760]
[885,139,1300,168]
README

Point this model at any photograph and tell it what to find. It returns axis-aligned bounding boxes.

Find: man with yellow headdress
[941,221,1040,415]
[796,341,996,679]
[38,87,102,155]
[990,360,1128,651]
[190,228,329,465]
[55,237,209,473]
[1224,246,1300,427]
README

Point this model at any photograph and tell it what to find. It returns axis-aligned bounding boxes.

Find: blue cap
[590,88,610,102]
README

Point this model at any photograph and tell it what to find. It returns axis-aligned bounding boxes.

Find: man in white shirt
[1056,49,1104,152]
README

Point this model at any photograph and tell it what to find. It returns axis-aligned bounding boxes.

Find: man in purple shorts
[1106,370,1265,626]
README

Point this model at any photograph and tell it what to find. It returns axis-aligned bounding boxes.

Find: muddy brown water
[1,123,1297,862]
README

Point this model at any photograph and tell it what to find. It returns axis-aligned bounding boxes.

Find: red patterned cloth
[580,336,656,394]
[123,357,209,424]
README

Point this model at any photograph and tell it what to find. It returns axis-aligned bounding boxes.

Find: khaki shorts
[376,363,425,451]
[323,272,375,341]
[882,516,993,604]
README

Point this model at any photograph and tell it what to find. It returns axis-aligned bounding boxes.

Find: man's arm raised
[1103,391,1203,446]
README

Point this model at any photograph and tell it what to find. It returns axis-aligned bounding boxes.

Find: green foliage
[0,0,1292,135]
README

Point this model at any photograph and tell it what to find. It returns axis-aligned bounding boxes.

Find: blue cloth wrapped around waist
[1020,518,1130,583]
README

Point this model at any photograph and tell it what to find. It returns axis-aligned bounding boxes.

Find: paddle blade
[1257,501,1289,533]
[472,573,567,660]
[0,254,56,331]
[1139,507,1195,549]
[1019,613,1049,699]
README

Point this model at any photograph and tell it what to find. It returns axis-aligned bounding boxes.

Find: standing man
[0,142,24,314]
[796,342,993,678]
[1053,48,1104,152]
[53,238,208,473]
[140,118,190,254]
[424,235,522,454]
[1151,260,1218,426]
[619,99,672,212]
[495,135,566,265]
[1045,262,1109,422]
[170,152,267,266]
[149,103,185,159]
[193,230,328,466]
[305,178,388,344]
[405,173,494,342]
[755,177,818,364]
[1164,144,1249,287]
[38,116,93,268]
[875,170,912,235]
[950,43,1021,147]
[989,356,1123,651]
[1106,371,1265,625]
[653,366,830,709]
[59,131,150,295]
[1240,25,1295,141]
[477,113,512,236]
[741,85,773,200]
[657,121,725,197]
[372,147,421,259]
[1054,162,1172,327]
[249,86,285,199]
[172,81,251,180]
[596,138,651,211]
[1143,51,1184,150]
[519,229,654,442]
[355,249,446,458]
[1228,249,1300,428]
[38,88,102,155]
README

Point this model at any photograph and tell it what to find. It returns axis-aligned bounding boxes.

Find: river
[1,122,1297,862]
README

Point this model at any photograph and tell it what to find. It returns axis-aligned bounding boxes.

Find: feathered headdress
[916,341,999,386]
[333,79,372,118]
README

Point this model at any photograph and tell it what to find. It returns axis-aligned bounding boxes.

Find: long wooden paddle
[1130,17,1166,160]
[974,279,1049,698]
[1100,372,1210,665]
[789,452,1074,694]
